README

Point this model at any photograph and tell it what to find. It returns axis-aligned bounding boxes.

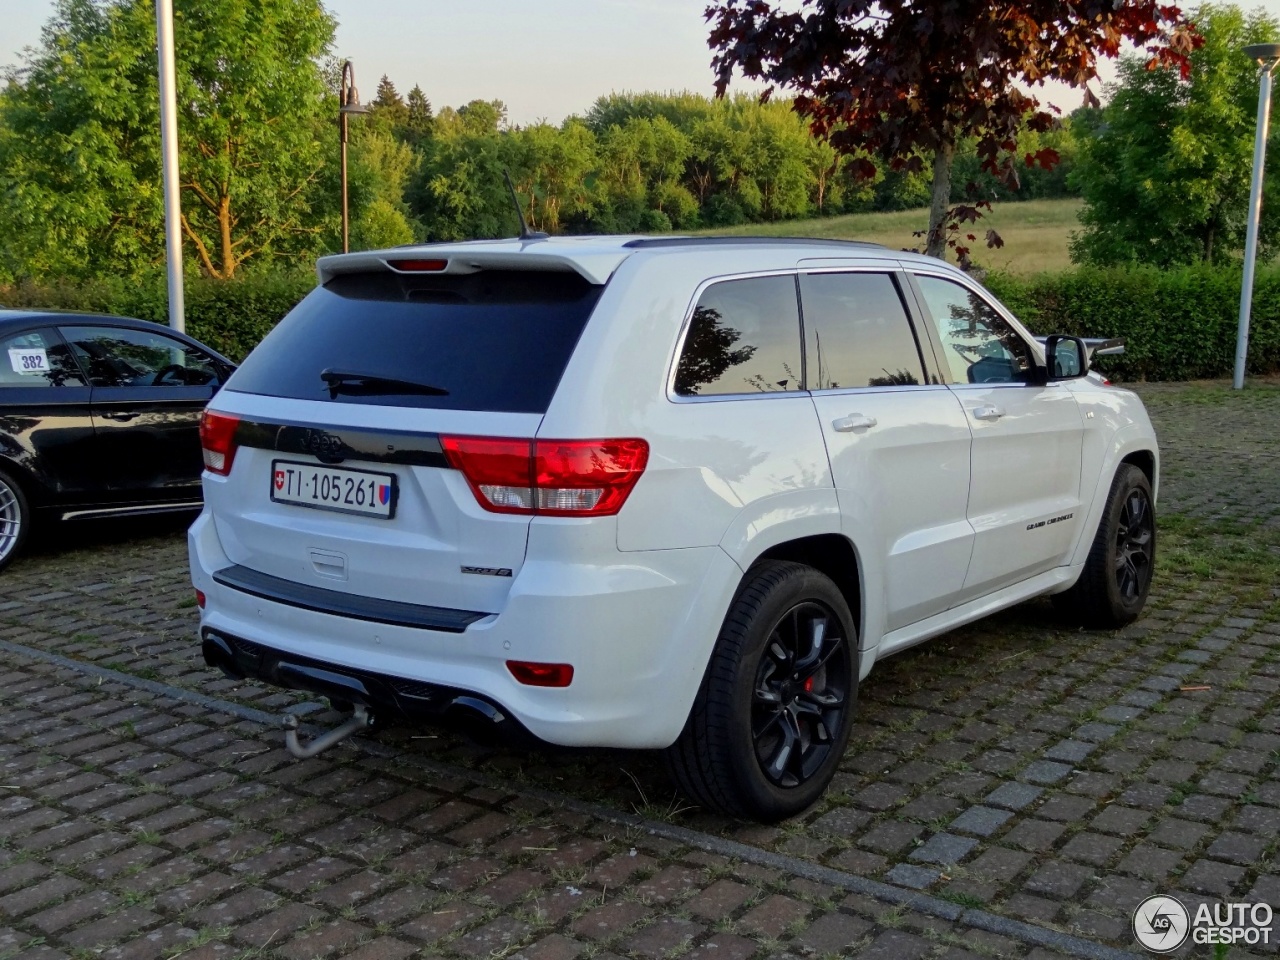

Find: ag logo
[1133,895,1190,952]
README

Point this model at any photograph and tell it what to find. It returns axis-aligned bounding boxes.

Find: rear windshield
[226,269,604,413]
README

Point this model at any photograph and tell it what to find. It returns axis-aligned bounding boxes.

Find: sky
[5,0,1280,125]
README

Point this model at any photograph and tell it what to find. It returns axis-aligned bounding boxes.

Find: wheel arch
[1068,431,1159,570]
[748,533,863,647]
[1120,448,1157,501]
[0,453,46,508]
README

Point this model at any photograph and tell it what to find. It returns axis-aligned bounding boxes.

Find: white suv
[189,237,1158,821]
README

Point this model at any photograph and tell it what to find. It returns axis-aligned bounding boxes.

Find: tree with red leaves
[706,0,1200,264]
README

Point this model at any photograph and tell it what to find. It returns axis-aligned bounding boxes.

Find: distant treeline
[368,88,1079,243]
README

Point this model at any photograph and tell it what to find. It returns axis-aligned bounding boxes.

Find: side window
[60,326,222,389]
[674,275,803,397]
[0,328,86,388]
[915,276,1034,385]
[800,272,925,389]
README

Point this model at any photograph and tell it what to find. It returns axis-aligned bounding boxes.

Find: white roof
[316,235,953,286]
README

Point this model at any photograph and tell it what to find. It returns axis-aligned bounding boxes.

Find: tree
[706,0,1198,262]
[403,85,434,144]
[371,75,409,129]
[0,0,336,281]
[1070,4,1280,267]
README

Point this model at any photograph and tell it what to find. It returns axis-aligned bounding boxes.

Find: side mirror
[1044,335,1089,381]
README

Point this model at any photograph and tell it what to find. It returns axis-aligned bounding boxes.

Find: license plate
[270,460,397,518]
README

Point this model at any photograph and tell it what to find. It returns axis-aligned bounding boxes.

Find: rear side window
[227,270,604,413]
[800,272,925,389]
[674,275,802,397]
[0,328,85,388]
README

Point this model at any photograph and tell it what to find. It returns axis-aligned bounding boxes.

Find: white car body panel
[191,236,1159,750]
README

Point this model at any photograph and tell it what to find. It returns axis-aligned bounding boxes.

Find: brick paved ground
[1,379,1279,958]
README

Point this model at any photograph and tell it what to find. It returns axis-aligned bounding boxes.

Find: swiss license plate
[270,460,397,518]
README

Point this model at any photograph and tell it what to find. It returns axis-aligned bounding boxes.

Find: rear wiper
[320,369,449,397]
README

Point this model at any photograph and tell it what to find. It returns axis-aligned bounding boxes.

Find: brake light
[200,410,241,476]
[387,258,448,272]
[507,660,574,687]
[441,436,649,517]
[195,589,206,609]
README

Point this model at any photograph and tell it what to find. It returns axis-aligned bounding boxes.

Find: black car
[0,310,236,569]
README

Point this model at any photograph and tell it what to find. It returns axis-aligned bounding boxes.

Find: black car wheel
[1054,463,1155,627]
[665,560,857,821]
[0,468,31,571]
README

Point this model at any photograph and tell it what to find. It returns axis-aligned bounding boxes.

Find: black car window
[226,270,603,414]
[0,328,86,388]
[915,275,1034,385]
[674,275,803,396]
[800,272,925,389]
[60,326,222,389]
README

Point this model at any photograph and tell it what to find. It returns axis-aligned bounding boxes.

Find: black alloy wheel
[665,560,858,821]
[1114,487,1154,602]
[1053,463,1156,628]
[752,600,851,788]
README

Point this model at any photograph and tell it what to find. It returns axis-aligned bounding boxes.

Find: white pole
[1235,63,1274,390]
[155,0,185,333]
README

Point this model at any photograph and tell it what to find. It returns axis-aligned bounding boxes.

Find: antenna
[503,169,549,241]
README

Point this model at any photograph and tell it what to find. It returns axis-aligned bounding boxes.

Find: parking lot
[1,379,1278,959]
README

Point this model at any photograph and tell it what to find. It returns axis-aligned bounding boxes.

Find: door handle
[832,413,878,432]
[972,405,1005,421]
[100,411,140,422]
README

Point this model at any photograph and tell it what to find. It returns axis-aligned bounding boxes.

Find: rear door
[907,272,1085,597]
[800,268,975,632]
[205,267,604,614]
[0,326,97,500]
[60,324,222,502]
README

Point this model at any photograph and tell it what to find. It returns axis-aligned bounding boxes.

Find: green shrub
[4,263,1278,381]
[0,271,315,362]
[985,264,1280,382]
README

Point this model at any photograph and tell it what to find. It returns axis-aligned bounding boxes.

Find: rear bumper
[201,627,534,745]
[188,509,743,749]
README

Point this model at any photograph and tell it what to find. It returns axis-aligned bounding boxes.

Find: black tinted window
[916,276,1033,385]
[800,273,924,389]
[61,326,223,388]
[227,270,602,413]
[674,275,802,396]
[0,328,86,388]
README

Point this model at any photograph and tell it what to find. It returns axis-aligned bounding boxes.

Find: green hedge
[985,265,1280,382]
[3,264,1279,381]
[0,272,315,362]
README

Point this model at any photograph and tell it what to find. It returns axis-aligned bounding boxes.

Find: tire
[665,560,858,822]
[1054,464,1155,628]
[0,468,31,572]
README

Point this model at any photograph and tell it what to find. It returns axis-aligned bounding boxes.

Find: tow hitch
[282,705,372,759]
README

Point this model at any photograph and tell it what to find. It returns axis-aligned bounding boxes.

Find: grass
[698,197,1083,275]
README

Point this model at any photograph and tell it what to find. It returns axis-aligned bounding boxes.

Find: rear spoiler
[1035,336,1126,359]
[316,248,628,286]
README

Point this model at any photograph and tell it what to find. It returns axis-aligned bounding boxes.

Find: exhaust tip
[201,634,245,680]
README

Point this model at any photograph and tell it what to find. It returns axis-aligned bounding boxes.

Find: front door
[800,269,975,633]
[909,273,1085,598]
[60,325,223,502]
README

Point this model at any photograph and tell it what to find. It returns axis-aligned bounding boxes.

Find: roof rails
[621,236,886,250]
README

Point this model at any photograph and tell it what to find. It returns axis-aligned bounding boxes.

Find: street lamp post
[155,0,184,332]
[1235,43,1280,390]
[339,60,371,254]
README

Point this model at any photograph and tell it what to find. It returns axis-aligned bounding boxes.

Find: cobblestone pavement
[1,379,1279,959]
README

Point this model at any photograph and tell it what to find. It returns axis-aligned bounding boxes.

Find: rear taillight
[200,411,241,477]
[195,589,206,609]
[441,436,649,517]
